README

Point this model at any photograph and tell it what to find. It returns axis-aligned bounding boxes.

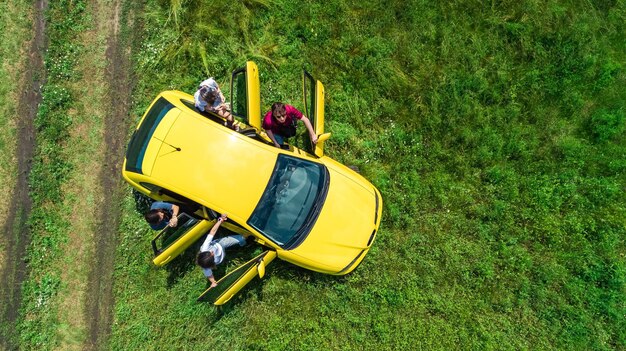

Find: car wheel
[133,189,154,214]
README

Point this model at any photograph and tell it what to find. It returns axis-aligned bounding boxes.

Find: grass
[110,0,625,350]
[0,1,36,348]
[2,0,623,350]
[50,0,124,349]
[15,1,90,349]
[0,0,30,247]
[0,0,29,178]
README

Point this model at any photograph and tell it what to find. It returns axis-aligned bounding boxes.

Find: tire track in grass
[84,0,136,349]
[0,1,47,349]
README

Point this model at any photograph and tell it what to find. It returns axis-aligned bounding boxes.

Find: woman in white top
[194,77,237,130]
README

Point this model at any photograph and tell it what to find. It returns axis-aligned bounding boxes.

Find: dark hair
[197,251,216,269]
[271,102,286,121]
[200,86,218,105]
[144,209,170,225]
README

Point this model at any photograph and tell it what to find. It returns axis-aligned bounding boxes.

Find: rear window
[125,98,174,173]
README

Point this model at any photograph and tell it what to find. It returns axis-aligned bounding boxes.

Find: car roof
[146,91,280,221]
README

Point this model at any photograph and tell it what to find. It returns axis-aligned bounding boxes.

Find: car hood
[283,163,379,272]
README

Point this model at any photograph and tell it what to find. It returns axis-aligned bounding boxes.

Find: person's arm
[215,107,237,130]
[265,129,281,148]
[300,116,318,144]
[193,90,205,111]
[262,111,282,147]
[207,274,218,288]
[209,213,227,236]
[210,80,227,107]
[202,266,218,287]
[168,204,180,227]
[200,214,227,251]
[203,215,227,288]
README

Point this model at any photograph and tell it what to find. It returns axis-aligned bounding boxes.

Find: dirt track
[0,1,46,349]
[0,1,138,349]
[83,0,137,349]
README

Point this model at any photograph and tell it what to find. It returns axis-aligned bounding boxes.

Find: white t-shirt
[199,233,224,278]
[193,78,223,112]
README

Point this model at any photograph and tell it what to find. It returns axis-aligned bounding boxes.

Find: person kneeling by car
[196,213,246,287]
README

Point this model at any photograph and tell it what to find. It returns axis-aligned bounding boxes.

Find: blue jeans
[274,134,285,146]
[216,235,245,250]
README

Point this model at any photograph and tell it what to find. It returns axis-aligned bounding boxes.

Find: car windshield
[248,154,329,248]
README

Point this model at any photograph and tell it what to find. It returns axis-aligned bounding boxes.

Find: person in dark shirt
[144,201,180,230]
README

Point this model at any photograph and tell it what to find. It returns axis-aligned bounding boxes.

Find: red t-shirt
[262,104,303,134]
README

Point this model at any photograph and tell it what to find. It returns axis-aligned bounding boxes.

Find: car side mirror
[317,132,331,143]
[314,132,332,158]
[257,260,266,278]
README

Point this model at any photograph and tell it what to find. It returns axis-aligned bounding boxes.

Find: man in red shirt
[262,102,318,148]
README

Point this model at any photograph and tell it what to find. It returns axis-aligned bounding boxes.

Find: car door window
[151,214,213,266]
[231,68,247,121]
[230,61,261,129]
[303,71,317,133]
[302,71,327,156]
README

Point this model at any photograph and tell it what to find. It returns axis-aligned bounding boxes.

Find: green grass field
[110,1,625,350]
[5,0,625,350]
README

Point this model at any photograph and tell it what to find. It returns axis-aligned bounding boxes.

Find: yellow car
[122,61,382,305]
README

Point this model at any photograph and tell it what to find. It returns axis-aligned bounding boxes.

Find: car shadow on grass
[213,266,342,320]
[161,225,348,313]
[164,245,198,287]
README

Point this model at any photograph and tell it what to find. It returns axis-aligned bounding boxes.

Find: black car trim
[367,229,377,247]
[374,189,379,225]
[338,249,366,275]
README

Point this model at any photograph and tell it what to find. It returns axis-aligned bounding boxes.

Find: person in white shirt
[196,213,246,287]
[194,77,237,130]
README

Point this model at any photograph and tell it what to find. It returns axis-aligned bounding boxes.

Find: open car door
[197,250,277,305]
[151,214,213,267]
[303,71,331,157]
[230,61,261,130]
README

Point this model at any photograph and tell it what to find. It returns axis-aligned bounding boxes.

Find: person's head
[196,251,216,269]
[271,102,287,124]
[144,209,165,225]
[200,86,219,105]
